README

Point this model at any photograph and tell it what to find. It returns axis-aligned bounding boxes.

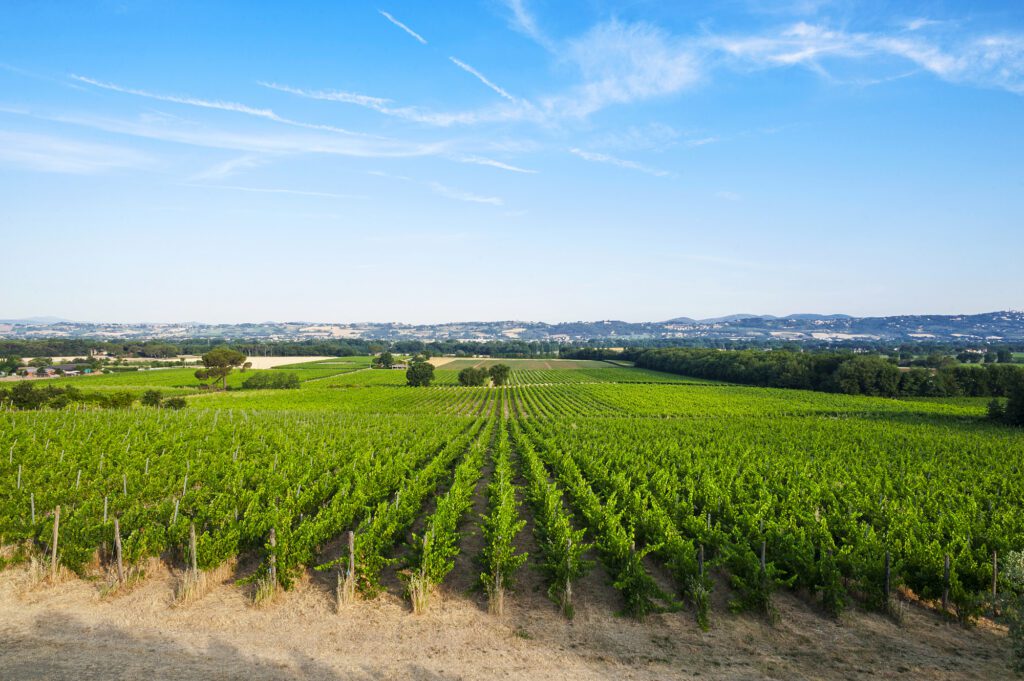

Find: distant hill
[0,316,73,325]
[1,312,1023,344]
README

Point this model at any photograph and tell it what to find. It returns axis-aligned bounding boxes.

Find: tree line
[631,348,1024,409]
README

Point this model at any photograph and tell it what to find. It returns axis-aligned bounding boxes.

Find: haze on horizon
[1,1,1022,326]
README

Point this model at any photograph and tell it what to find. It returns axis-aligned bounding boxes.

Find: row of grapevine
[479,404,528,615]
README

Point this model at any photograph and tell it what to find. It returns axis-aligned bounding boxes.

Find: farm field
[1,358,1021,679]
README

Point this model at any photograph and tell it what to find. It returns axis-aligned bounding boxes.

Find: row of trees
[633,348,1024,401]
[0,383,185,410]
[457,364,511,387]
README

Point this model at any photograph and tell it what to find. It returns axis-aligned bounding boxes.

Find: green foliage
[372,352,395,369]
[141,390,163,407]
[241,372,301,390]
[196,347,247,389]
[406,360,435,387]
[513,419,593,618]
[488,364,511,386]
[458,367,489,386]
[480,419,528,612]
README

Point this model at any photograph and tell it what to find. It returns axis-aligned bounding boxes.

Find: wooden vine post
[189,522,198,574]
[50,505,60,580]
[942,554,951,612]
[113,517,125,585]
[992,550,998,617]
[268,527,277,586]
[884,551,891,601]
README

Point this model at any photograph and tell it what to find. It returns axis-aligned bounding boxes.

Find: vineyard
[1,357,1023,677]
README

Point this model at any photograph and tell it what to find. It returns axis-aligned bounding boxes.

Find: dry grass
[251,574,279,607]
[335,569,356,611]
[0,559,1014,681]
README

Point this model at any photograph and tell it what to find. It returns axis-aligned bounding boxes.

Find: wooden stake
[992,550,998,617]
[942,554,950,612]
[113,518,124,585]
[17,464,21,489]
[268,528,277,586]
[189,522,198,574]
[50,505,60,580]
[123,474,127,496]
[172,499,179,525]
[884,551,891,600]
[103,496,108,523]
[76,469,81,489]
[347,530,355,581]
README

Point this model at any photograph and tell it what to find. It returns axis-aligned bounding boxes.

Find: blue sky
[1,1,1021,324]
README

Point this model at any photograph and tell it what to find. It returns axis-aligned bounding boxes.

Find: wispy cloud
[685,136,719,147]
[547,20,702,118]
[184,183,366,199]
[449,57,517,101]
[710,22,1024,94]
[453,155,537,174]
[260,80,536,127]
[501,0,555,51]
[379,10,427,45]
[370,170,504,206]
[7,106,447,159]
[0,130,150,174]
[427,181,504,205]
[568,147,670,177]
[715,190,741,201]
[71,75,367,135]
[191,154,269,181]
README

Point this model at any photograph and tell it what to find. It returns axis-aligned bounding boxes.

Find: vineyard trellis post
[884,551,891,601]
[268,527,277,586]
[30,492,35,524]
[50,505,60,581]
[113,517,124,585]
[991,550,998,617]
[189,522,198,574]
[942,554,950,613]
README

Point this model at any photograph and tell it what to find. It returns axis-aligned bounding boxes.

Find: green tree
[835,356,901,397]
[997,349,1014,364]
[141,389,163,407]
[373,351,395,369]
[1006,376,1024,426]
[406,360,435,387]
[194,347,247,390]
[489,363,511,386]
[28,357,52,368]
[458,367,488,386]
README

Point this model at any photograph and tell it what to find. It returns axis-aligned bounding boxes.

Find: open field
[1,359,1021,678]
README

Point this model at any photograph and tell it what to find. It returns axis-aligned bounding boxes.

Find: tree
[194,347,247,390]
[458,367,488,386]
[164,397,187,410]
[489,364,511,386]
[998,349,1014,364]
[406,360,435,387]
[1006,376,1024,426]
[141,389,163,407]
[835,356,901,397]
[373,352,395,369]
[28,357,52,368]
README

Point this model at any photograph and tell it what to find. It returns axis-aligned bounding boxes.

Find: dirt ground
[0,558,1012,681]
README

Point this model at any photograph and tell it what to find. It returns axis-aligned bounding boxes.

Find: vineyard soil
[0,559,1008,681]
